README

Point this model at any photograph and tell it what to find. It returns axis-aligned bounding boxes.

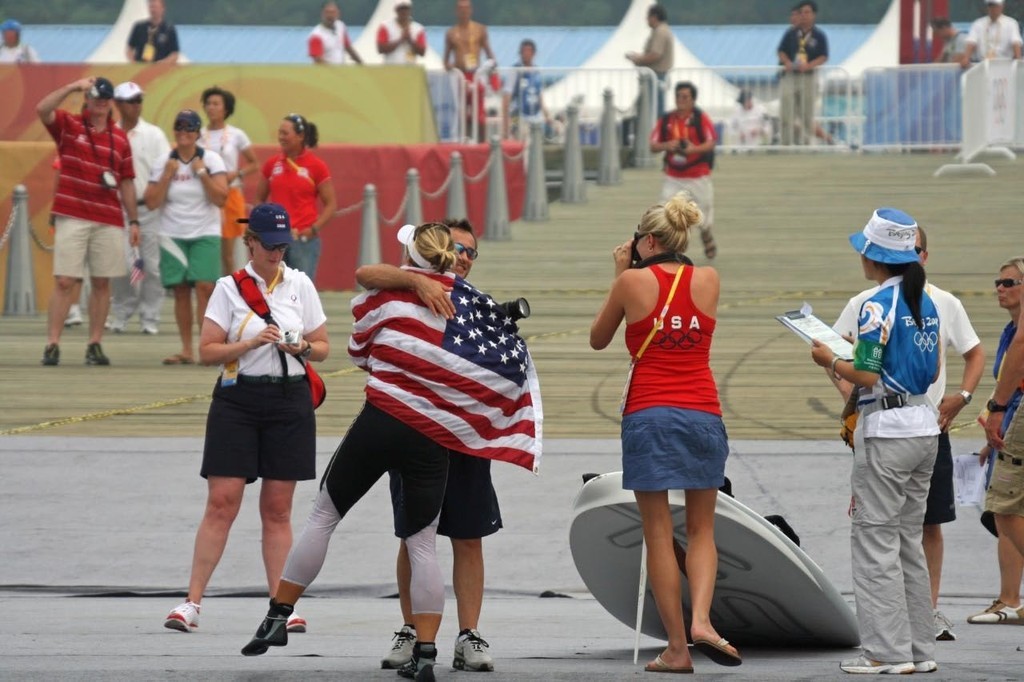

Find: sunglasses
[258,240,288,253]
[174,123,200,132]
[285,113,306,133]
[995,278,1023,288]
[914,246,923,254]
[454,243,478,261]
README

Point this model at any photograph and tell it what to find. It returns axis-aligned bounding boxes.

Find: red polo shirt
[45,109,135,227]
[261,151,331,231]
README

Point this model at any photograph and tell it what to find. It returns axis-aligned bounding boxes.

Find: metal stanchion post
[3,185,37,316]
[523,120,549,222]
[561,103,586,204]
[446,151,468,220]
[405,169,423,227]
[484,136,510,241]
[598,88,622,186]
[357,184,380,270]
[634,71,654,168]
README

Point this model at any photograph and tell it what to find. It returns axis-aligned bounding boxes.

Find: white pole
[633,538,648,665]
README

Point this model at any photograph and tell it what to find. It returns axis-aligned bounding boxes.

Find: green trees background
[0,0,1010,25]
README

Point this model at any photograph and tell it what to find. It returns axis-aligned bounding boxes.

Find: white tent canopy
[836,0,899,78]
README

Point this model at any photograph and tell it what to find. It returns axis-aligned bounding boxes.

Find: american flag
[128,247,144,286]
[349,269,543,473]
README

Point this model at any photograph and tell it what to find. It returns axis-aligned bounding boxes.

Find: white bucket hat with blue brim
[848,208,919,265]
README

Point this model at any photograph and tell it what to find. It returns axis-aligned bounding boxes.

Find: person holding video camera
[37,76,141,367]
[145,109,228,366]
[650,82,718,260]
[590,193,738,674]
[163,202,329,636]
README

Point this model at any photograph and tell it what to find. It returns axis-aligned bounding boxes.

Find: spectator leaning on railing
[930,17,970,66]
[964,0,1022,63]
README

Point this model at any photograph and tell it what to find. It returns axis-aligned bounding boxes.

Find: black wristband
[129,219,140,226]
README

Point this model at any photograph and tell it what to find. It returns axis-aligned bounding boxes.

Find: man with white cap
[0,18,39,63]
[831,224,984,644]
[107,82,171,335]
[377,1,426,65]
[964,0,1022,62]
[810,208,941,674]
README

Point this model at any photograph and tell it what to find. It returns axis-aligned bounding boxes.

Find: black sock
[268,599,294,618]
[414,642,437,662]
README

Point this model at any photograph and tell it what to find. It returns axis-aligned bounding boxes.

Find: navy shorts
[323,403,449,538]
[391,451,502,539]
[621,406,729,491]
[924,431,956,525]
[201,380,317,483]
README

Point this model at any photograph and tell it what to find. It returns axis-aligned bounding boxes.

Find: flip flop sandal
[162,354,195,365]
[644,654,694,674]
[700,230,717,260]
[693,637,742,666]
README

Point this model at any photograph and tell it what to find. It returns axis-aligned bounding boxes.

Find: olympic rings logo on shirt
[652,329,704,350]
[914,331,938,353]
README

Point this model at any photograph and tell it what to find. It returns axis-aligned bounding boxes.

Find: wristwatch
[300,342,313,359]
[128,219,140,226]
[959,390,972,405]
[987,398,1008,413]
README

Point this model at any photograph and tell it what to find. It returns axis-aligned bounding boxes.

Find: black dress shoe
[241,602,292,656]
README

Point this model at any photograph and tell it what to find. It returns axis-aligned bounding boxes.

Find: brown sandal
[701,229,717,260]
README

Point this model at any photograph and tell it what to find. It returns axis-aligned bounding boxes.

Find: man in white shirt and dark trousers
[308,1,363,65]
[831,225,985,643]
[108,82,170,335]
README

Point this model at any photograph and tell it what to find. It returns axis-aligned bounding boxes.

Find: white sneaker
[163,600,200,632]
[839,656,914,674]
[381,625,417,669]
[454,628,494,672]
[934,609,956,641]
[966,599,1024,624]
[104,318,126,333]
[914,660,938,673]
[140,322,159,335]
[64,305,83,327]
[286,612,307,633]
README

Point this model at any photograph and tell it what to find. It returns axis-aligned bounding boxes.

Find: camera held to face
[495,297,531,322]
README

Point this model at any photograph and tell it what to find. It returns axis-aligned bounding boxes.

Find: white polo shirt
[966,14,1023,59]
[376,19,426,64]
[205,262,327,377]
[123,117,171,203]
[309,20,353,64]
[200,124,252,188]
[835,281,981,410]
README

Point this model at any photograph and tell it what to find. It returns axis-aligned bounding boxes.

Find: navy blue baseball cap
[173,109,202,131]
[1,19,23,33]
[238,203,293,245]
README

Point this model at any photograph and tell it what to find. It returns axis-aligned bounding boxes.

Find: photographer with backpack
[650,82,718,260]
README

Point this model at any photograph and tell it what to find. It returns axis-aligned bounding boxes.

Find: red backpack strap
[232,269,273,322]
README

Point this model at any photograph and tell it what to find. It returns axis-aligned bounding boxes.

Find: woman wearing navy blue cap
[145,109,228,365]
[162,202,329,637]
[810,208,940,675]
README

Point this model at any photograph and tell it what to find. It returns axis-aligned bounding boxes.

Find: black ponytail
[888,261,927,328]
[305,122,319,149]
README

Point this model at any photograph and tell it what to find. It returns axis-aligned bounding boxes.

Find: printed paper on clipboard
[776,302,854,360]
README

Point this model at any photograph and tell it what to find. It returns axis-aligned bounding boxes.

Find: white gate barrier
[936,59,1018,177]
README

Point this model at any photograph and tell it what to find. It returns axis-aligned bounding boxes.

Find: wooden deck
[2,152,1020,440]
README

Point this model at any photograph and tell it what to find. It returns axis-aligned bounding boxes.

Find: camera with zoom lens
[495,297,531,322]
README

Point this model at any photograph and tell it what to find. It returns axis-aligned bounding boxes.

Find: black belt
[998,452,1024,467]
[237,374,305,385]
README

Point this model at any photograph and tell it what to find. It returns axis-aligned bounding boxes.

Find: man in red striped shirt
[37,76,140,366]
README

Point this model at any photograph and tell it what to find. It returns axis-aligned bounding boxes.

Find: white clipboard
[776,303,854,360]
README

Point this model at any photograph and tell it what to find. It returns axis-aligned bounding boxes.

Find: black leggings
[322,402,449,537]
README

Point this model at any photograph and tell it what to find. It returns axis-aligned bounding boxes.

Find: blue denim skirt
[621,406,729,491]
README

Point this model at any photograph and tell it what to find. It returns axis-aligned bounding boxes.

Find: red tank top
[623,265,721,416]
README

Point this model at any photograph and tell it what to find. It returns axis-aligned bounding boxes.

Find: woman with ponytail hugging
[257,113,337,283]
[811,208,941,675]
[590,193,739,674]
